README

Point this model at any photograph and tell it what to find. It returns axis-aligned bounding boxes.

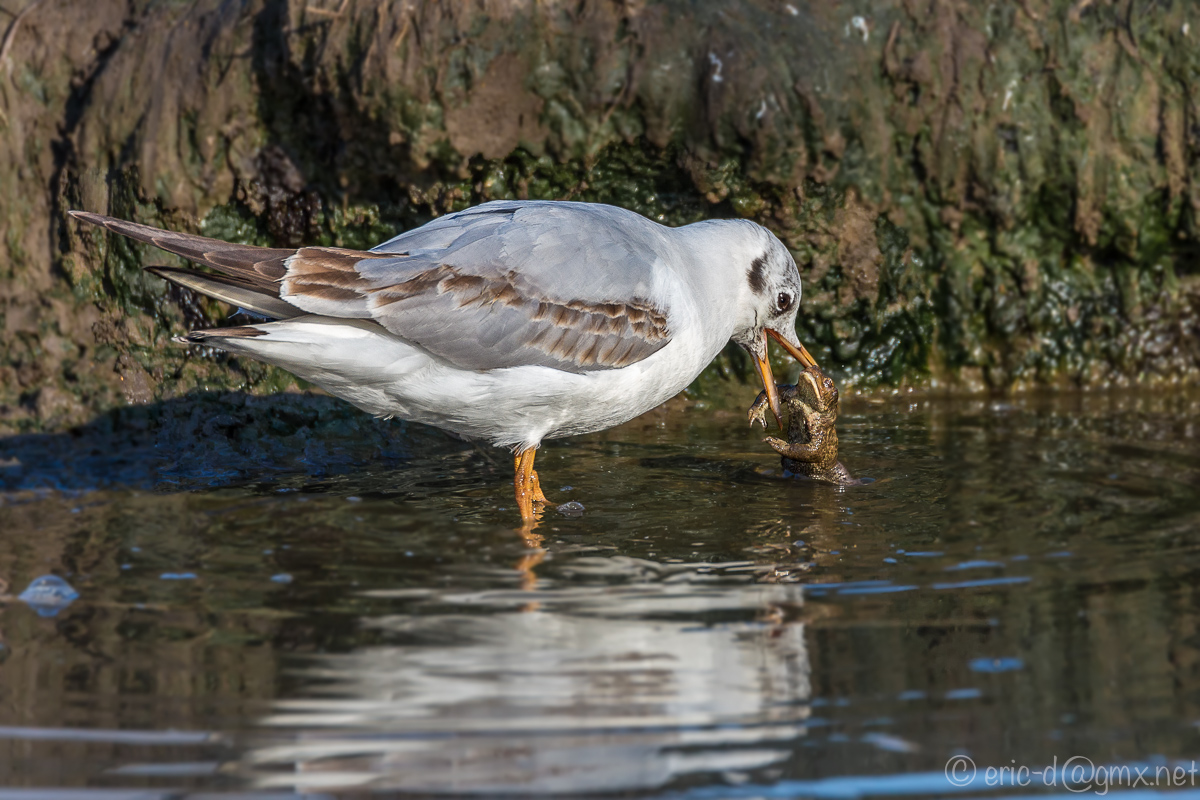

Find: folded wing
[70,201,674,373]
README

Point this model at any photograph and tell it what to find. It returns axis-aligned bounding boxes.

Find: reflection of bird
[246,576,812,794]
[71,201,815,520]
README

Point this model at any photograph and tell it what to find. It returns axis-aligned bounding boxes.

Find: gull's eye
[776,292,793,312]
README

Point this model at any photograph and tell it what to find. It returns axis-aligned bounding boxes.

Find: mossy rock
[1,0,1198,432]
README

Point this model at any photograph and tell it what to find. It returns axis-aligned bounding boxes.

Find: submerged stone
[556,501,586,517]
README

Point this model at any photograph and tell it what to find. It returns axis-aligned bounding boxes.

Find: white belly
[211,316,724,450]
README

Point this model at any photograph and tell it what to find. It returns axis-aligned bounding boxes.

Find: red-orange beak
[753,329,819,429]
[752,334,783,429]
[766,328,818,368]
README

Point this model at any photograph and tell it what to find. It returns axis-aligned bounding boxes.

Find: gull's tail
[69,211,300,321]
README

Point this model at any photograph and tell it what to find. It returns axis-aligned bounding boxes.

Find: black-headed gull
[71,201,816,520]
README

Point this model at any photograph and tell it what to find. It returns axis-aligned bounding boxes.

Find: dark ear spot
[747,254,768,294]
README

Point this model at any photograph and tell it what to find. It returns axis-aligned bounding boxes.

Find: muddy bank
[1,0,1197,431]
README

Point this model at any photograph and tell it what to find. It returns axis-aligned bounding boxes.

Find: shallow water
[3,389,1200,798]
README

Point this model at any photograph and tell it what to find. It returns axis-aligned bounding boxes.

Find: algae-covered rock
[1,0,1198,431]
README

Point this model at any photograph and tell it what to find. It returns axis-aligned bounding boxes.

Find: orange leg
[513,448,549,521]
[529,466,549,505]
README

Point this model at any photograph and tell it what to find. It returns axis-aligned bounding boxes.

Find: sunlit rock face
[5,1,1199,432]
[246,578,811,794]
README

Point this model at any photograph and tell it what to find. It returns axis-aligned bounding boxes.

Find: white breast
[208,291,727,451]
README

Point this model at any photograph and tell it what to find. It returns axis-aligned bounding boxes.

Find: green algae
[90,122,1198,408]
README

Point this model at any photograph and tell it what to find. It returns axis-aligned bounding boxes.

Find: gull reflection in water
[245,569,811,794]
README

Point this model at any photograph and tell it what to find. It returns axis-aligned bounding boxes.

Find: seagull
[70,201,816,520]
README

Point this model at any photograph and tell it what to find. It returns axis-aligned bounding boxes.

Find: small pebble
[159,572,197,580]
[270,573,293,584]
[556,501,585,517]
[17,575,80,617]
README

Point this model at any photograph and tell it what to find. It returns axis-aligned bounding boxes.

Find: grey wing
[282,201,676,372]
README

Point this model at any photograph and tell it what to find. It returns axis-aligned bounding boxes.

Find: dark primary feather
[69,211,292,293]
[144,267,301,320]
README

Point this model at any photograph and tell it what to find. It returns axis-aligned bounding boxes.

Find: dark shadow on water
[0,392,468,497]
[638,453,876,488]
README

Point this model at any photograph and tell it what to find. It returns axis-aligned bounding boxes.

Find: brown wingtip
[69,210,106,225]
[68,210,150,240]
[66,211,162,240]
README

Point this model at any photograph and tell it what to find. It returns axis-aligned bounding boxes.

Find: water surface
[3,389,1200,798]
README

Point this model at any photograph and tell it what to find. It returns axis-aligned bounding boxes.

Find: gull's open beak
[752,330,784,429]
[751,328,819,430]
[767,327,818,368]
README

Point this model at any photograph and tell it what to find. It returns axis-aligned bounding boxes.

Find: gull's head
[724,223,817,428]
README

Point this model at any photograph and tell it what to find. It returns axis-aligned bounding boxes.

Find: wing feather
[69,211,292,292]
[146,267,301,320]
[72,201,676,373]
